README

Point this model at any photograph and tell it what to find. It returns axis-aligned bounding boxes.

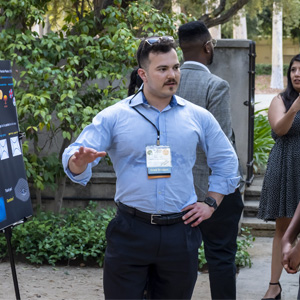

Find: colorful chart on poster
[0,60,32,230]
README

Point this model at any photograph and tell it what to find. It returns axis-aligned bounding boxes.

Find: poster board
[0,60,32,230]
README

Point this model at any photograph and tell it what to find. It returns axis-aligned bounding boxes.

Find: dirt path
[0,262,104,300]
[0,261,211,300]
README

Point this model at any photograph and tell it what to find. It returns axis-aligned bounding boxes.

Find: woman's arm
[268,94,300,136]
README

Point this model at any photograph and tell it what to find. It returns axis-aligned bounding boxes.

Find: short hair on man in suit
[178,21,214,65]
[178,21,210,45]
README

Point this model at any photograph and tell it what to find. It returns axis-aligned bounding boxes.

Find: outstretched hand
[69,146,107,175]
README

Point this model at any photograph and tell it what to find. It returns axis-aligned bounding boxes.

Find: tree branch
[211,0,227,18]
[198,0,250,28]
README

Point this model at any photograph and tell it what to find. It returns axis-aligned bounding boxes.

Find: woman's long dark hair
[128,67,143,96]
[280,54,300,111]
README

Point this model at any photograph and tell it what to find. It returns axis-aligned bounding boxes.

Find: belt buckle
[151,214,161,225]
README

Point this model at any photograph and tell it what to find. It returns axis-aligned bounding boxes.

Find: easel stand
[3,226,21,300]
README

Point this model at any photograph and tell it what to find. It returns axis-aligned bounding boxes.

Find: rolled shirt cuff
[208,175,241,195]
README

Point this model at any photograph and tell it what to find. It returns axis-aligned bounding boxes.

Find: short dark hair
[281,54,300,111]
[136,36,176,69]
[178,21,210,45]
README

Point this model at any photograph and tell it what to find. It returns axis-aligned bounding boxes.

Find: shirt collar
[129,90,185,108]
[182,61,211,73]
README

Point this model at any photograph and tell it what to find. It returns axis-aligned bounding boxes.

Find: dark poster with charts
[0,60,32,231]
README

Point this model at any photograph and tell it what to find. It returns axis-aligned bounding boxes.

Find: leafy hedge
[0,202,115,266]
[256,63,289,76]
[0,202,254,269]
[198,227,255,270]
[253,109,275,173]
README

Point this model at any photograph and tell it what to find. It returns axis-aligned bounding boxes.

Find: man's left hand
[182,202,214,227]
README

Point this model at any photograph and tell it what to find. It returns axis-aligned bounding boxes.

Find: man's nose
[167,69,175,78]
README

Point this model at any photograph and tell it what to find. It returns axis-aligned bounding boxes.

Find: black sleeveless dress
[257,101,300,221]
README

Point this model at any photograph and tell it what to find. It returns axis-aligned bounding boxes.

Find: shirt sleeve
[198,110,240,195]
[62,109,114,186]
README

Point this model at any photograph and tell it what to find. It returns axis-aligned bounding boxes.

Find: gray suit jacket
[176,62,232,201]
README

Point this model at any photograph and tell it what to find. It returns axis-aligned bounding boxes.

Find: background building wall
[255,37,299,64]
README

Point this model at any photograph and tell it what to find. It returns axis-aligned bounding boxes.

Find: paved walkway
[192,237,299,300]
[255,94,276,113]
[235,237,299,300]
[2,237,298,299]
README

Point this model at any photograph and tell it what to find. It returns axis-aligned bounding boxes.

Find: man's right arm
[199,110,240,195]
[68,146,106,175]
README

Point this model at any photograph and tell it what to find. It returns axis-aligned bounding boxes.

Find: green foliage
[253,109,275,173]
[235,227,255,268]
[0,0,187,200]
[0,203,255,269]
[0,0,50,31]
[198,227,255,270]
[246,0,300,39]
[197,243,207,269]
[256,64,289,76]
[256,64,272,75]
[0,202,116,266]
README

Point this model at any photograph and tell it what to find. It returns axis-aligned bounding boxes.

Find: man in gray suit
[176,21,244,300]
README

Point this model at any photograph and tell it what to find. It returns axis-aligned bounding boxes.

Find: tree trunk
[199,0,250,28]
[53,136,71,214]
[35,189,42,211]
[233,8,247,39]
[54,176,66,214]
[270,2,283,89]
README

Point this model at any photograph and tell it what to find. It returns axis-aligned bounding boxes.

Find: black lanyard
[129,90,160,146]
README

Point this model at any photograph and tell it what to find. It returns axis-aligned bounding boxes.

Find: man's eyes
[157,66,179,71]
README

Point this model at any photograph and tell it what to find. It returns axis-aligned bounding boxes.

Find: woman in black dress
[258,54,300,300]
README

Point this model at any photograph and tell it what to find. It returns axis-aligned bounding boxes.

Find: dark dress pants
[103,209,202,300]
[199,189,244,300]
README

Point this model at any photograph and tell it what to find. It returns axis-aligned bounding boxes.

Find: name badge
[146,145,172,179]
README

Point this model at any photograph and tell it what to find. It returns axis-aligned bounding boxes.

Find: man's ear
[204,43,210,54]
[138,68,147,82]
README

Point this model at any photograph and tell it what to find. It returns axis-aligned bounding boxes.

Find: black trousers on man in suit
[104,208,202,299]
[199,189,244,300]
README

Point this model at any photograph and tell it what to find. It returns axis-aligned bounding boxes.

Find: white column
[270,2,284,89]
[207,0,221,39]
[209,26,221,39]
[172,0,181,15]
[233,9,247,39]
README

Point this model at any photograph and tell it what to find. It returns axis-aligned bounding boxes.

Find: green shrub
[256,64,272,75]
[256,64,289,76]
[235,227,255,268]
[1,202,254,269]
[253,108,275,173]
[198,227,255,270]
[0,202,115,266]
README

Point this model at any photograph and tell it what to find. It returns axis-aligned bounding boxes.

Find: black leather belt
[117,202,186,225]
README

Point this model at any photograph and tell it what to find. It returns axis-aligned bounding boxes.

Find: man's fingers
[97,151,107,157]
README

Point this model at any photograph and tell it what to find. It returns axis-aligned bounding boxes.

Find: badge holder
[146,145,172,179]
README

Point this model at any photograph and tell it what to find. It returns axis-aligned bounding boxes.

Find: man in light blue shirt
[62,36,239,299]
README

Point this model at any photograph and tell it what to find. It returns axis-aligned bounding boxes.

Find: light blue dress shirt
[62,91,240,214]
